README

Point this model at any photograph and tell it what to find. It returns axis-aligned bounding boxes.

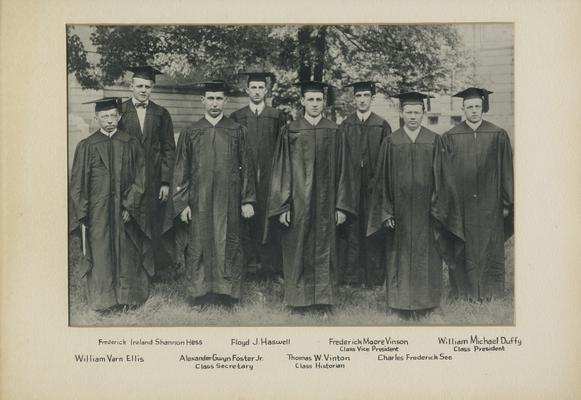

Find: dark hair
[131,76,154,84]
[247,79,267,88]
[400,103,425,112]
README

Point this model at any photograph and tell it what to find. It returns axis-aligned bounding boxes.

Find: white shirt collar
[100,128,117,138]
[356,110,372,122]
[132,98,149,107]
[304,113,323,126]
[249,102,265,115]
[205,113,224,126]
[466,119,483,131]
[403,126,421,143]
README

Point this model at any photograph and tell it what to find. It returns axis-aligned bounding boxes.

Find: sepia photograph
[67,23,515,327]
[3,0,581,398]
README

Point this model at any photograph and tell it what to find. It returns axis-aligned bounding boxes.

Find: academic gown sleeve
[499,130,514,240]
[431,134,465,266]
[239,125,257,205]
[69,140,90,235]
[165,129,191,232]
[335,125,357,218]
[122,138,150,239]
[366,137,394,237]
[69,140,94,275]
[382,120,393,138]
[431,135,464,241]
[262,125,291,244]
[160,109,176,185]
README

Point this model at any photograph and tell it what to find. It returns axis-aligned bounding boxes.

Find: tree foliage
[67,25,472,114]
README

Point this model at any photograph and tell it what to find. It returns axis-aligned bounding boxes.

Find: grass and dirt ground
[69,237,514,327]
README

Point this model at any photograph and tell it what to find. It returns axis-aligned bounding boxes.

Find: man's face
[301,91,325,118]
[462,97,484,123]
[354,90,374,113]
[202,91,227,117]
[246,80,267,105]
[131,77,153,103]
[400,104,424,130]
[95,109,120,132]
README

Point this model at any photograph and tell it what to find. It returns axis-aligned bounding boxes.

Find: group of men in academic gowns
[69,64,513,316]
[365,88,513,315]
[69,66,179,312]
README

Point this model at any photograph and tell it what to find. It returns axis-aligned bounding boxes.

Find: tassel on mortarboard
[453,87,493,113]
[393,91,434,111]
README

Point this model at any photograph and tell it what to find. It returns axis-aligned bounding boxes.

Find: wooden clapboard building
[67,74,248,169]
[68,24,513,168]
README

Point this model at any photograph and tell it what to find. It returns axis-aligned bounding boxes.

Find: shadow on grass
[69,236,514,327]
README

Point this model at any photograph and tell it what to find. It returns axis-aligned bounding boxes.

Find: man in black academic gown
[70,98,150,312]
[230,72,286,281]
[338,81,392,287]
[367,92,464,318]
[118,66,176,281]
[441,88,514,301]
[168,81,256,307]
[264,81,356,313]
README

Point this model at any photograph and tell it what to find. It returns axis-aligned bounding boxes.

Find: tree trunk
[298,26,313,82]
[313,27,326,81]
[297,26,335,117]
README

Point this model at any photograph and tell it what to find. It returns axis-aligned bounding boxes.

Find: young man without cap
[338,81,392,288]
[230,72,286,282]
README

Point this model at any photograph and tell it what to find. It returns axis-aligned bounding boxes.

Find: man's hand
[241,204,255,219]
[159,184,170,202]
[180,206,192,223]
[384,217,396,229]
[335,210,346,226]
[122,209,131,223]
[279,211,291,227]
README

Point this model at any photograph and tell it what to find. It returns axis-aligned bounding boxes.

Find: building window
[428,116,439,125]
[451,116,462,125]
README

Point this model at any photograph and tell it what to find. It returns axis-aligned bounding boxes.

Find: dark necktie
[135,102,148,108]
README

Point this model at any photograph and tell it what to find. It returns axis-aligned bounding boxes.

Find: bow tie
[135,102,148,108]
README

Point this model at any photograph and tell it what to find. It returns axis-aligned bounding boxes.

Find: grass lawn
[69,237,514,327]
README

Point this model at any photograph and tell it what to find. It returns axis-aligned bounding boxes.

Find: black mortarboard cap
[453,87,493,112]
[127,66,163,83]
[293,80,332,95]
[394,91,433,111]
[198,80,229,93]
[239,71,276,85]
[344,81,377,95]
[83,97,122,112]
